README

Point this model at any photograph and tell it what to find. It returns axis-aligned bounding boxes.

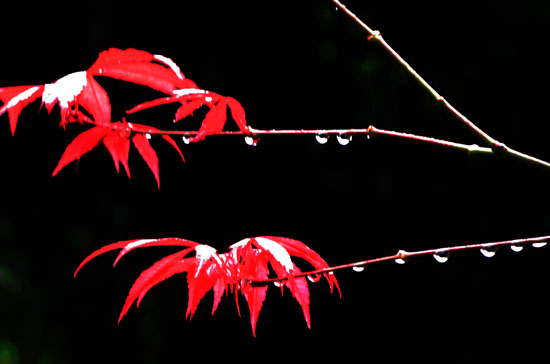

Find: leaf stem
[250,235,549,286]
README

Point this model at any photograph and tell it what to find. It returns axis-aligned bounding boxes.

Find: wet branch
[249,235,549,287]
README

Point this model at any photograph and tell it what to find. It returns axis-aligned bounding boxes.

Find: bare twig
[331,0,550,169]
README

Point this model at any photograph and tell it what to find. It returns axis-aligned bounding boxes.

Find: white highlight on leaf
[204,96,213,103]
[254,237,294,273]
[4,86,42,109]
[194,244,219,277]
[42,71,88,109]
[154,54,185,80]
[124,239,156,251]
[172,88,207,96]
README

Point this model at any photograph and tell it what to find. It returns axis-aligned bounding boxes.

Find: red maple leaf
[2,48,249,183]
[75,236,339,336]
[0,85,44,134]
[127,88,251,142]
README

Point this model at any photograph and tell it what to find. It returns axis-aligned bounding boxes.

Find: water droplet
[433,250,449,263]
[336,134,352,146]
[273,281,282,288]
[315,134,329,144]
[510,244,524,253]
[182,136,191,144]
[145,133,152,140]
[532,241,547,248]
[352,266,365,272]
[307,274,322,283]
[205,96,213,103]
[395,250,407,265]
[480,247,496,258]
[244,135,260,146]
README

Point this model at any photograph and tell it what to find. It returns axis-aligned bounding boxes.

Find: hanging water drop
[273,281,282,288]
[532,241,547,248]
[145,133,152,140]
[394,250,407,265]
[352,265,365,272]
[244,135,260,146]
[433,250,449,263]
[182,136,191,145]
[315,134,329,144]
[510,244,524,253]
[336,133,352,146]
[307,274,322,283]
[480,247,496,258]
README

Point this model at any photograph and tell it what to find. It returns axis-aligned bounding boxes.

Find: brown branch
[249,235,549,286]
[331,0,550,169]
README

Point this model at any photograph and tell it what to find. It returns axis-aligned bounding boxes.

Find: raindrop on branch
[532,241,547,248]
[336,134,352,146]
[433,250,449,263]
[307,274,322,283]
[145,133,152,140]
[315,134,329,144]
[480,247,496,258]
[244,135,260,146]
[394,250,407,265]
[510,244,524,253]
[182,136,191,145]
[352,265,365,272]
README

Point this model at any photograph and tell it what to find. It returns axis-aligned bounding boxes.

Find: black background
[1,1,549,363]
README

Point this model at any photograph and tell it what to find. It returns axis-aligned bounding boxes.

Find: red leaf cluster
[0,48,250,187]
[75,236,340,336]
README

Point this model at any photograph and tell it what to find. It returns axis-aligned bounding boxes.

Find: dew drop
[273,281,282,288]
[510,244,524,253]
[352,266,365,272]
[182,136,191,144]
[480,247,496,258]
[394,250,407,265]
[315,134,329,144]
[433,250,449,263]
[336,134,352,146]
[307,274,322,283]
[145,133,152,140]
[532,241,547,248]
[244,135,260,146]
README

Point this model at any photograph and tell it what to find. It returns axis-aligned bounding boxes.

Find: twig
[96,120,493,155]
[249,235,549,286]
[331,0,550,169]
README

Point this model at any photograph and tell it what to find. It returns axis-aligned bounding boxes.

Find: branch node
[491,142,508,155]
[368,30,382,42]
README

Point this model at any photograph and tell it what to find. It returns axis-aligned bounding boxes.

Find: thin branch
[95,120,493,155]
[331,0,550,169]
[249,235,549,286]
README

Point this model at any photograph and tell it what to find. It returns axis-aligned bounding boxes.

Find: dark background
[1,1,549,363]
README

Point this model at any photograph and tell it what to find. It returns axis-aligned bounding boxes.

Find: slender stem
[250,235,549,286]
[94,119,493,155]
[331,0,550,168]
